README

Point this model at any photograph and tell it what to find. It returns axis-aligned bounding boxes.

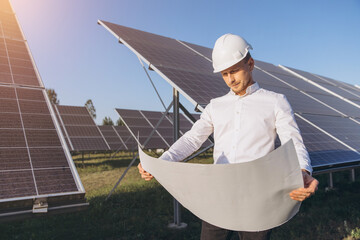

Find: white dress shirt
[161,82,312,173]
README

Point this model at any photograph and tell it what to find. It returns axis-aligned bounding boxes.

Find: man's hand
[137,163,154,181]
[289,170,319,202]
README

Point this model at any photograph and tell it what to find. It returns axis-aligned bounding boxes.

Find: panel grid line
[0,22,14,85]
[139,110,170,148]
[177,40,212,62]
[111,125,128,150]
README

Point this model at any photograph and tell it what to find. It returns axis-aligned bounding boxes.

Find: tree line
[46,88,124,126]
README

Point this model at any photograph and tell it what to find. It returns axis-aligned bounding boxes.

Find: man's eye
[231,69,240,74]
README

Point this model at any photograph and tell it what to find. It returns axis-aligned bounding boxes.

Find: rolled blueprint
[139,139,303,231]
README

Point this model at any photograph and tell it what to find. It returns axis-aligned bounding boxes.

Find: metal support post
[328,172,334,189]
[168,88,187,229]
[350,169,355,182]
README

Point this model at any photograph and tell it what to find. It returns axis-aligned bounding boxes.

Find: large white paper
[139,140,303,231]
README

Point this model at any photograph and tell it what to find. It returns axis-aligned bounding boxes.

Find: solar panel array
[0,0,86,219]
[100,21,360,170]
[54,105,110,151]
[116,108,211,150]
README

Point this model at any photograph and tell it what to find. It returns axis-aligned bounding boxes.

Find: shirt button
[236,111,239,114]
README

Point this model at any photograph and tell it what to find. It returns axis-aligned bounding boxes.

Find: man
[138,34,319,240]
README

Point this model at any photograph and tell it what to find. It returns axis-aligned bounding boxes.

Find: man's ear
[248,57,255,71]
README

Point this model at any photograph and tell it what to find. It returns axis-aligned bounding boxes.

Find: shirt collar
[229,82,260,97]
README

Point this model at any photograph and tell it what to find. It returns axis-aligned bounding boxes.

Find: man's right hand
[137,163,154,181]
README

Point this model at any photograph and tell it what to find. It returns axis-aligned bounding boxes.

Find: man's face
[220,57,254,96]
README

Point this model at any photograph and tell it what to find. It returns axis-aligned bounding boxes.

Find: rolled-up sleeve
[275,95,313,174]
[160,104,214,162]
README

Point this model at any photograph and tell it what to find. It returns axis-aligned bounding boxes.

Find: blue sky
[11,0,360,124]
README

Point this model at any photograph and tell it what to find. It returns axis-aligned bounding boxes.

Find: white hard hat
[212,34,253,73]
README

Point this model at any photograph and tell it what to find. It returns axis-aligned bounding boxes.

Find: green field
[0,152,359,240]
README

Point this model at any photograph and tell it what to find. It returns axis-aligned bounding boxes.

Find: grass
[0,151,359,240]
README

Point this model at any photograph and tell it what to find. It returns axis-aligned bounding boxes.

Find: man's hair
[243,52,252,63]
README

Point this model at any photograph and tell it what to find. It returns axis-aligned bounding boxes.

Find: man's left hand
[289,170,319,202]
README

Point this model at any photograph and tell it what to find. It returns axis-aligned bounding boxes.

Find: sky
[10,0,360,124]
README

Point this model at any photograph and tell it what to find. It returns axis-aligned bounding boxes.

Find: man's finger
[143,175,154,181]
[289,187,316,202]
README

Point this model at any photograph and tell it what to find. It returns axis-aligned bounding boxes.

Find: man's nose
[228,74,235,83]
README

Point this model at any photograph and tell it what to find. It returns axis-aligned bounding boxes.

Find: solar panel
[54,105,110,151]
[179,40,212,60]
[295,115,360,167]
[113,125,138,150]
[165,112,197,134]
[332,80,360,95]
[116,109,212,150]
[98,125,128,151]
[299,114,360,152]
[304,92,360,118]
[257,83,342,117]
[116,109,170,149]
[252,67,295,90]
[100,22,360,171]
[0,12,23,40]
[99,20,228,108]
[0,0,86,219]
[140,110,174,146]
[264,70,331,96]
[0,0,12,12]
[0,37,41,87]
[285,67,360,102]
[256,66,360,118]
